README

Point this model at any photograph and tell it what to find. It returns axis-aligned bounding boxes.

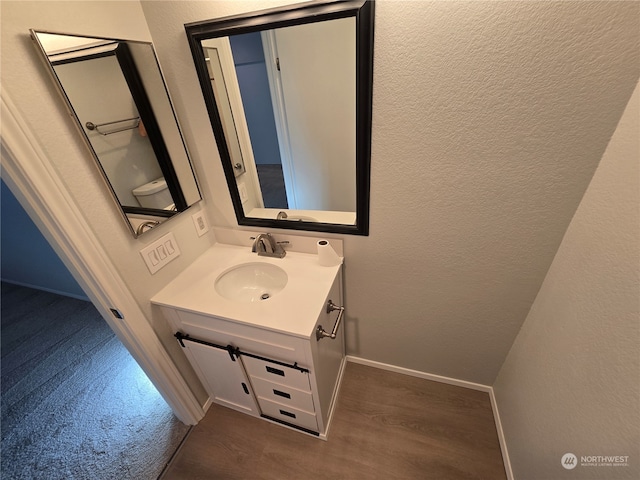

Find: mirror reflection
[186,0,374,235]
[31,31,201,237]
[204,18,356,217]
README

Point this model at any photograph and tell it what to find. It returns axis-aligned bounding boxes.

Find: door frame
[204,37,264,208]
[261,30,298,210]
[1,88,204,425]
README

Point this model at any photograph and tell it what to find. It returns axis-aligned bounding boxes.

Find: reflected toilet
[132,177,174,209]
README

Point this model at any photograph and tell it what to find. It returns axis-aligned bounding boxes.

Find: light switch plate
[192,211,209,237]
[238,182,249,203]
[140,232,181,274]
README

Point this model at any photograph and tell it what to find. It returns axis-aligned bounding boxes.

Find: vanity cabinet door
[182,340,259,416]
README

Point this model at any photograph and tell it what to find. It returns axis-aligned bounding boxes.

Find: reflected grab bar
[86,116,140,136]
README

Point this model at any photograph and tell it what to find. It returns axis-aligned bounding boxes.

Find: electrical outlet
[140,232,181,274]
[238,182,249,203]
[192,211,209,237]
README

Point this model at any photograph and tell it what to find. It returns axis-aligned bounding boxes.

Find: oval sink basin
[214,263,288,303]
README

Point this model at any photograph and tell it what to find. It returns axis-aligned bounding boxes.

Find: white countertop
[151,243,342,339]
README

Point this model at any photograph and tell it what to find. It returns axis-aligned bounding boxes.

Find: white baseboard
[202,397,214,414]
[346,355,491,392]
[489,389,515,480]
[345,355,513,479]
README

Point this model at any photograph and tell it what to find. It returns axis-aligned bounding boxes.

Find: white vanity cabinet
[155,260,345,439]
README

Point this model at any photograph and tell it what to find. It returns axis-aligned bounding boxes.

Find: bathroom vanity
[151,243,345,438]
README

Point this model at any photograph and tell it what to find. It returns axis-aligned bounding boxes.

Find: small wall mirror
[185,0,374,235]
[30,30,202,237]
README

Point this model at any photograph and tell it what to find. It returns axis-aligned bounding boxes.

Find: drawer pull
[241,382,249,395]
[266,366,285,377]
[273,389,291,399]
[279,409,296,419]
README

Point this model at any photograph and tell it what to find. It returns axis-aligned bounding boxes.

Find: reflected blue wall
[229,32,282,166]
[1,179,88,300]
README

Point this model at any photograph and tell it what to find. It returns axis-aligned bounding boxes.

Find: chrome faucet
[251,233,287,258]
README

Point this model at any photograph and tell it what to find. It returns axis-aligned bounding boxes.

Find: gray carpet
[1,283,190,480]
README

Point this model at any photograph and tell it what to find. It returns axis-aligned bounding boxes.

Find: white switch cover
[191,211,209,237]
[238,182,249,203]
[140,232,181,274]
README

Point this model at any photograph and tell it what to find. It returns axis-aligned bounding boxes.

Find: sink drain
[260,293,271,300]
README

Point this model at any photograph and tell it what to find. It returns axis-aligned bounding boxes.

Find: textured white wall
[494,81,639,479]
[345,0,638,385]
[141,0,639,385]
[1,1,211,404]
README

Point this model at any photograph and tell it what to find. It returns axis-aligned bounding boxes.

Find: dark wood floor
[161,362,506,480]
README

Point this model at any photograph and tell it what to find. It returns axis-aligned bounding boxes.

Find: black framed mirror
[185,0,374,235]
[30,30,202,237]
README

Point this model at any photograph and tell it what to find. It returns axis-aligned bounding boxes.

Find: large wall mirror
[185,0,374,235]
[30,30,202,237]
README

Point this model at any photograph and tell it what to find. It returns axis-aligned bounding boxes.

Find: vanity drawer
[250,376,315,413]
[242,356,311,392]
[258,397,318,432]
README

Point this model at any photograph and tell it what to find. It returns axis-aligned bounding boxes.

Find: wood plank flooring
[161,362,506,479]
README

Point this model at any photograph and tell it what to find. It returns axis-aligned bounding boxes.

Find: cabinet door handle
[316,300,345,341]
[279,409,296,419]
[266,366,285,376]
[241,382,249,395]
[273,389,291,399]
